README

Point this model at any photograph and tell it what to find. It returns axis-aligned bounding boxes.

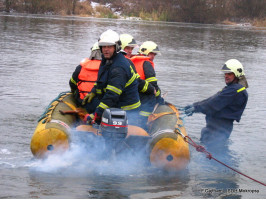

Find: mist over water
[29,129,149,176]
[0,13,265,198]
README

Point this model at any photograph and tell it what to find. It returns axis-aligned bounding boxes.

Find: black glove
[184,105,195,116]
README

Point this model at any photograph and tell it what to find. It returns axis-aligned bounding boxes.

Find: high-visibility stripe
[237,87,246,93]
[96,89,102,94]
[125,66,137,87]
[155,89,161,97]
[106,85,122,95]
[98,102,109,110]
[139,111,151,117]
[146,77,157,83]
[121,101,141,110]
[140,81,149,93]
[70,77,77,85]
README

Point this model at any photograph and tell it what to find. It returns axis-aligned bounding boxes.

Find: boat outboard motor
[99,108,128,153]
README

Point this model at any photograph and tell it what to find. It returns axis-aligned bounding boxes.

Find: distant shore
[1,0,265,28]
[1,10,265,29]
[221,19,266,28]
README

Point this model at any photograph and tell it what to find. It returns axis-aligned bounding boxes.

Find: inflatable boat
[31,91,190,171]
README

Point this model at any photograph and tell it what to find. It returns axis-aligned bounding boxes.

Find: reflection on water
[0,13,265,198]
[195,143,241,198]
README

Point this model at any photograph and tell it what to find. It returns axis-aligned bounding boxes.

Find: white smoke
[29,130,148,176]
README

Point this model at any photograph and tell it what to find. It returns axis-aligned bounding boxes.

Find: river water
[0,13,265,199]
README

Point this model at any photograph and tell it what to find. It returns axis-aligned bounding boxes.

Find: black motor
[100,108,128,151]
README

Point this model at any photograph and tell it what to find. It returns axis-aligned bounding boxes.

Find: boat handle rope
[38,91,71,123]
[175,127,266,187]
[147,112,175,124]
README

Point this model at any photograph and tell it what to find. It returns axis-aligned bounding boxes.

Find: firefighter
[120,34,156,103]
[69,42,101,113]
[131,41,163,129]
[184,59,248,145]
[82,29,141,125]
[120,33,138,58]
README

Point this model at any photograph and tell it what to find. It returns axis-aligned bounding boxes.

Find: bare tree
[233,0,266,19]
[4,0,11,12]
[72,0,77,14]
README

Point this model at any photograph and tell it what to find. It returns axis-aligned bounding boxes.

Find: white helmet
[98,29,121,51]
[221,59,245,78]
[120,34,138,50]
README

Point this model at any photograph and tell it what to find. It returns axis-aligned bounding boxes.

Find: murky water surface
[0,13,265,198]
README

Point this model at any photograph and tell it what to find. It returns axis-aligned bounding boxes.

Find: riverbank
[221,18,266,28]
[2,10,265,30]
[1,0,265,28]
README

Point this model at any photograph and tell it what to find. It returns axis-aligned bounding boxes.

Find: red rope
[184,135,266,187]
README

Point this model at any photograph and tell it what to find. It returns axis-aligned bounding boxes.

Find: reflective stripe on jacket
[193,83,248,122]
[93,52,141,115]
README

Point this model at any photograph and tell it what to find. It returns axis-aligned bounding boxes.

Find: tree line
[2,0,265,24]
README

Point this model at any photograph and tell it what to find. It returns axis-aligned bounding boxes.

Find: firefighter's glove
[83,113,95,124]
[82,92,95,105]
[184,105,195,116]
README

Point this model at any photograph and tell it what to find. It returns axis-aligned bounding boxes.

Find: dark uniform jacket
[121,52,155,96]
[131,55,163,117]
[193,83,248,142]
[127,58,155,95]
[69,64,82,101]
[193,83,248,122]
[142,61,160,96]
[92,52,141,116]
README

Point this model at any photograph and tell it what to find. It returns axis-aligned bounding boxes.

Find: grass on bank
[2,0,265,27]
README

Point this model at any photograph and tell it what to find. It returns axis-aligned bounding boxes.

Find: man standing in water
[82,29,141,125]
[184,59,248,145]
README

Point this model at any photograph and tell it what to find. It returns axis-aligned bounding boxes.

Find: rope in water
[176,128,266,187]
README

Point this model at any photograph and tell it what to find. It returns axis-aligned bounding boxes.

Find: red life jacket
[78,58,101,99]
[130,55,154,80]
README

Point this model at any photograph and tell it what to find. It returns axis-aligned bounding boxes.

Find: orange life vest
[78,58,101,99]
[124,55,131,60]
[130,55,154,80]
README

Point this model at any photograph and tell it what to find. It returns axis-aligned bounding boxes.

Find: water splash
[0,149,11,155]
